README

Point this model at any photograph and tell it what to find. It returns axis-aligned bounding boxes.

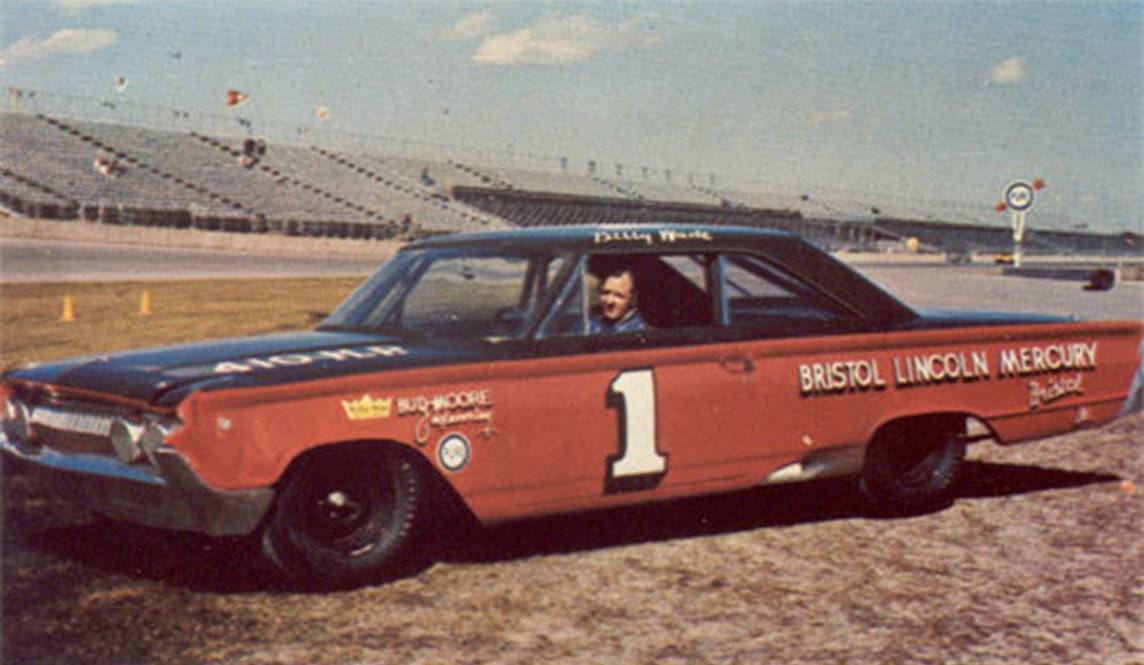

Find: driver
[589,266,647,334]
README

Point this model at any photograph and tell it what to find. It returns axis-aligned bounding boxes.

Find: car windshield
[319,247,569,341]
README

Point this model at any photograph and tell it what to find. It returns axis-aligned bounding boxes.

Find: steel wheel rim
[292,471,396,554]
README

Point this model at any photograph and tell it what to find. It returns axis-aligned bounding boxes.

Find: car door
[715,252,881,479]
[484,251,789,520]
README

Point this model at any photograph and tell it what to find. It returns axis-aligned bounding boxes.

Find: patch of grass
[0,277,362,370]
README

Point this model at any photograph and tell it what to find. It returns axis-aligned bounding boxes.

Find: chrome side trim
[761,445,865,486]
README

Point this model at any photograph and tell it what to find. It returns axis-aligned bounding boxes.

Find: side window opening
[721,253,847,329]
[538,252,717,338]
[632,254,715,329]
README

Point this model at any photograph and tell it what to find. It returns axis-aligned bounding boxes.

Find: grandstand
[1,108,1140,258]
[0,112,503,238]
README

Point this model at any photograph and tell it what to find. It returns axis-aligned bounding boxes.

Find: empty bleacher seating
[2,109,1138,255]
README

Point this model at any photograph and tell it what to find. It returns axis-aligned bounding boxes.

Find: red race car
[3,225,1141,587]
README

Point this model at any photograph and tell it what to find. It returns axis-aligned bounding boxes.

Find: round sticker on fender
[438,433,471,472]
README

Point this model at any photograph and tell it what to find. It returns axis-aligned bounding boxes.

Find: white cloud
[51,0,138,14]
[472,13,658,66]
[441,11,494,42]
[988,56,1025,85]
[0,29,118,66]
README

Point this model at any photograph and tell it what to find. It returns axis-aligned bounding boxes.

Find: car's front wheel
[262,446,426,588]
[859,416,966,514]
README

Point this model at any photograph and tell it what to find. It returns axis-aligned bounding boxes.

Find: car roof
[405,223,798,254]
[405,223,917,325]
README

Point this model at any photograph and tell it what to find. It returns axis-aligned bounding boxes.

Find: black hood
[6,330,500,406]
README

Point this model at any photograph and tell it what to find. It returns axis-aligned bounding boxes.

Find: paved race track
[0,238,385,283]
[853,263,1143,322]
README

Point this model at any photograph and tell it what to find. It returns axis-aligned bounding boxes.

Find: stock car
[3,225,1142,587]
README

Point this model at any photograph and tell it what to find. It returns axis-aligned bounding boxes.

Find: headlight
[104,415,180,466]
[139,418,180,466]
[109,418,144,463]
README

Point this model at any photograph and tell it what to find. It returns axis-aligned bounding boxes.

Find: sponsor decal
[437,433,471,472]
[799,358,888,395]
[892,350,991,387]
[213,345,407,374]
[341,394,392,421]
[998,342,1097,377]
[1028,373,1084,410]
[593,228,714,246]
[797,340,1098,410]
[395,388,494,445]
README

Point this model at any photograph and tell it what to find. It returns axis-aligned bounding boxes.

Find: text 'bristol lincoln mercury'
[799,342,1099,396]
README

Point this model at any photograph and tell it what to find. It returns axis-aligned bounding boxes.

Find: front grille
[34,406,115,437]
[23,401,124,456]
[33,425,115,455]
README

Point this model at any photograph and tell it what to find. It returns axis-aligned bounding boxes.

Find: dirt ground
[3,413,1141,665]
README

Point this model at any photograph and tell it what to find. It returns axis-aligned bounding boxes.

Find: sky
[1,0,1141,232]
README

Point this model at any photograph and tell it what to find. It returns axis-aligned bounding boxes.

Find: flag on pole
[226,89,249,108]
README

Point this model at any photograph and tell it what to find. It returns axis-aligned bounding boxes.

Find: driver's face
[599,272,635,322]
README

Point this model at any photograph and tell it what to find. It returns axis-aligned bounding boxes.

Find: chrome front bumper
[2,431,274,537]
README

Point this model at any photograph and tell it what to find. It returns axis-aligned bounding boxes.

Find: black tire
[261,446,426,588]
[859,416,966,515]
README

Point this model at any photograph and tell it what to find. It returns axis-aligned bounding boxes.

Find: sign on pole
[1004,181,1035,211]
[996,179,1043,268]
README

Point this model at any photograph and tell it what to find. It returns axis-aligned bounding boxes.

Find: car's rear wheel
[262,446,425,588]
[859,416,966,514]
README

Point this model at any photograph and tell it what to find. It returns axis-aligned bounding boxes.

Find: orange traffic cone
[138,290,152,316]
[60,295,75,323]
